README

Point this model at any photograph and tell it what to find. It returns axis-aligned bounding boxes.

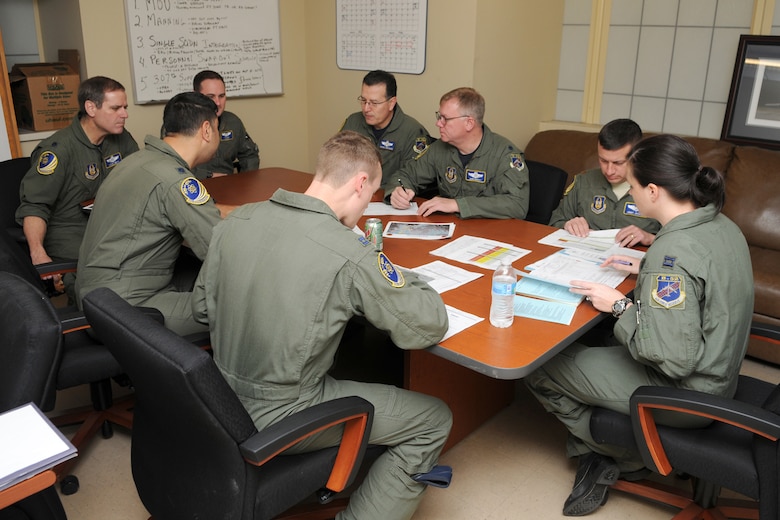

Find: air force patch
[445,166,457,183]
[180,177,211,205]
[623,202,641,216]
[37,151,58,175]
[413,137,428,154]
[221,130,234,141]
[377,252,405,288]
[379,139,395,151]
[590,195,607,214]
[510,154,525,171]
[651,274,685,309]
[85,163,100,180]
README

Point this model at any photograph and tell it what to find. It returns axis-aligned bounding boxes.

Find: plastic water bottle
[489,257,517,328]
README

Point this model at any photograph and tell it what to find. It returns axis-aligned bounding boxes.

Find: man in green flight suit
[16,76,139,297]
[385,87,529,219]
[190,70,260,179]
[76,92,222,336]
[548,119,660,247]
[192,131,453,520]
[340,69,432,185]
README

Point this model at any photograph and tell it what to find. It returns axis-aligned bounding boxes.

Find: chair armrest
[239,396,374,493]
[34,260,78,278]
[629,385,780,475]
[58,306,164,335]
[751,322,780,345]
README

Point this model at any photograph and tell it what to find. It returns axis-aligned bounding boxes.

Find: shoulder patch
[563,176,576,196]
[650,274,686,309]
[413,137,429,154]
[510,154,525,171]
[377,252,405,287]
[180,177,211,205]
[220,130,234,141]
[37,151,58,175]
[414,145,431,161]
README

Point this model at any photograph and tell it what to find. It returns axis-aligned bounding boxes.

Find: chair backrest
[525,159,569,225]
[0,227,45,291]
[82,287,259,519]
[0,272,62,413]
[0,157,30,237]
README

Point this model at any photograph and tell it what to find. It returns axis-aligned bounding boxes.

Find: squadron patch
[220,130,234,141]
[563,177,576,196]
[413,137,428,154]
[104,152,123,169]
[651,274,686,309]
[590,195,607,214]
[465,169,486,183]
[377,252,405,288]
[510,154,525,171]
[85,163,100,180]
[623,202,641,217]
[379,139,395,151]
[36,151,58,175]
[180,177,211,205]
[445,166,458,183]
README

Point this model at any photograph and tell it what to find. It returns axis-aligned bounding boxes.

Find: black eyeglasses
[435,111,470,124]
[357,96,391,107]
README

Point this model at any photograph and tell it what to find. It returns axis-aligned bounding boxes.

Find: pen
[612,259,633,266]
[398,178,409,194]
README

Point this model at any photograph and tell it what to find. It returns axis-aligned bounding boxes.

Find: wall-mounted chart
[336,0,428,75]
[124,0,282,104]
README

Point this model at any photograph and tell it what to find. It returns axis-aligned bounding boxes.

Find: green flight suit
[76,135,221,336]
[340,104,432,184]
[192,189,452,520]
[549,167,661,233]
[385,124,529,219]
[525,204,753,469]
[16,116,139,260]
[191,111,259,179]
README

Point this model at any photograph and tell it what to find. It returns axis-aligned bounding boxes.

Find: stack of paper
[0,403,77,492]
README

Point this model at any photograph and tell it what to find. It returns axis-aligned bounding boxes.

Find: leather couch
[524,129,780,366]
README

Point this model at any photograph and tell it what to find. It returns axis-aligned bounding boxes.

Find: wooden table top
[204,168,636,379]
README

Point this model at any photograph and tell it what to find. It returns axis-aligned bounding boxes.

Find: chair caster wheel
[60,475,80,495]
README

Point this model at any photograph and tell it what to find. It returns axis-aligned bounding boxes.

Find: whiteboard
[123,0,282,104]
[336,0,427,75]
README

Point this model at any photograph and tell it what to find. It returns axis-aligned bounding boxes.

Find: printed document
[430,235,531,270]
[363,201,419,216]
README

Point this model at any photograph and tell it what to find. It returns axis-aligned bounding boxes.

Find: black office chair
[525,159,569,225]
[0,271,67,520]
[590,323,780,519]
[82,286,382,520]
[0,156,30,244]
[0,229,135,495]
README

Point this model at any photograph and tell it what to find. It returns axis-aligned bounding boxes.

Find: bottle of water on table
[489,257,516,328]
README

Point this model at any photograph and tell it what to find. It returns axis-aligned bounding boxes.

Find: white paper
[441,305,484,341]
[429,235,531,270]
[522,248,629,288]
[363,202,419,216]
[407,260,483,293]
[0,403,77,491]
[383,221,455,239]
[538,228,619,252]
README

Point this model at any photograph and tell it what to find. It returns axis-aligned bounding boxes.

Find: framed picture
[722,35,780,149]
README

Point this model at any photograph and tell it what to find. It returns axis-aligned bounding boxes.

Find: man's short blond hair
[315,131,382,187]
[440,87,485,125]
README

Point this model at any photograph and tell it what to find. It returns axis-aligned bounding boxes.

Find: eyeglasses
[435,111,470,124]
[357,96,391,107]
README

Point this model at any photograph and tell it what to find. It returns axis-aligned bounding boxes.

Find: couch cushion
[685,137,734,174]
[723,146,780,251]
[524,130,599,183]
[750,246,780,320]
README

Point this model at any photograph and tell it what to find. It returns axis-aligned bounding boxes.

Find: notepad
[0,403,77,491]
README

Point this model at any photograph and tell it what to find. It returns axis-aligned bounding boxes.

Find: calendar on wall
[336,0,428,75]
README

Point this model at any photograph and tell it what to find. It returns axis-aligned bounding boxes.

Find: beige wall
[55,0,563,172]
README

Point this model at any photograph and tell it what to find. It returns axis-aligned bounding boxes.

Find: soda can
[364,218,383,251]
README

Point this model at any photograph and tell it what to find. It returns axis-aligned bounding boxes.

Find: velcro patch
[650,274,686,309]
[221,130,234,141]
[37,151,58,175]
[180,177,211,205]
[465,169,486,183]
[378,252,405,287]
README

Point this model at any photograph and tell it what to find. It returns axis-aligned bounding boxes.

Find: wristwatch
[611,297,633,318]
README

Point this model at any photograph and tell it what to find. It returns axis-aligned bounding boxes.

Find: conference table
[204,167,637,449]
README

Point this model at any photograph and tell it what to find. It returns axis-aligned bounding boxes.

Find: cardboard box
[10,62,80,132]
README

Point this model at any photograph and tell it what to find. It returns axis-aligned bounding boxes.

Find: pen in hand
[398,178,410,194]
